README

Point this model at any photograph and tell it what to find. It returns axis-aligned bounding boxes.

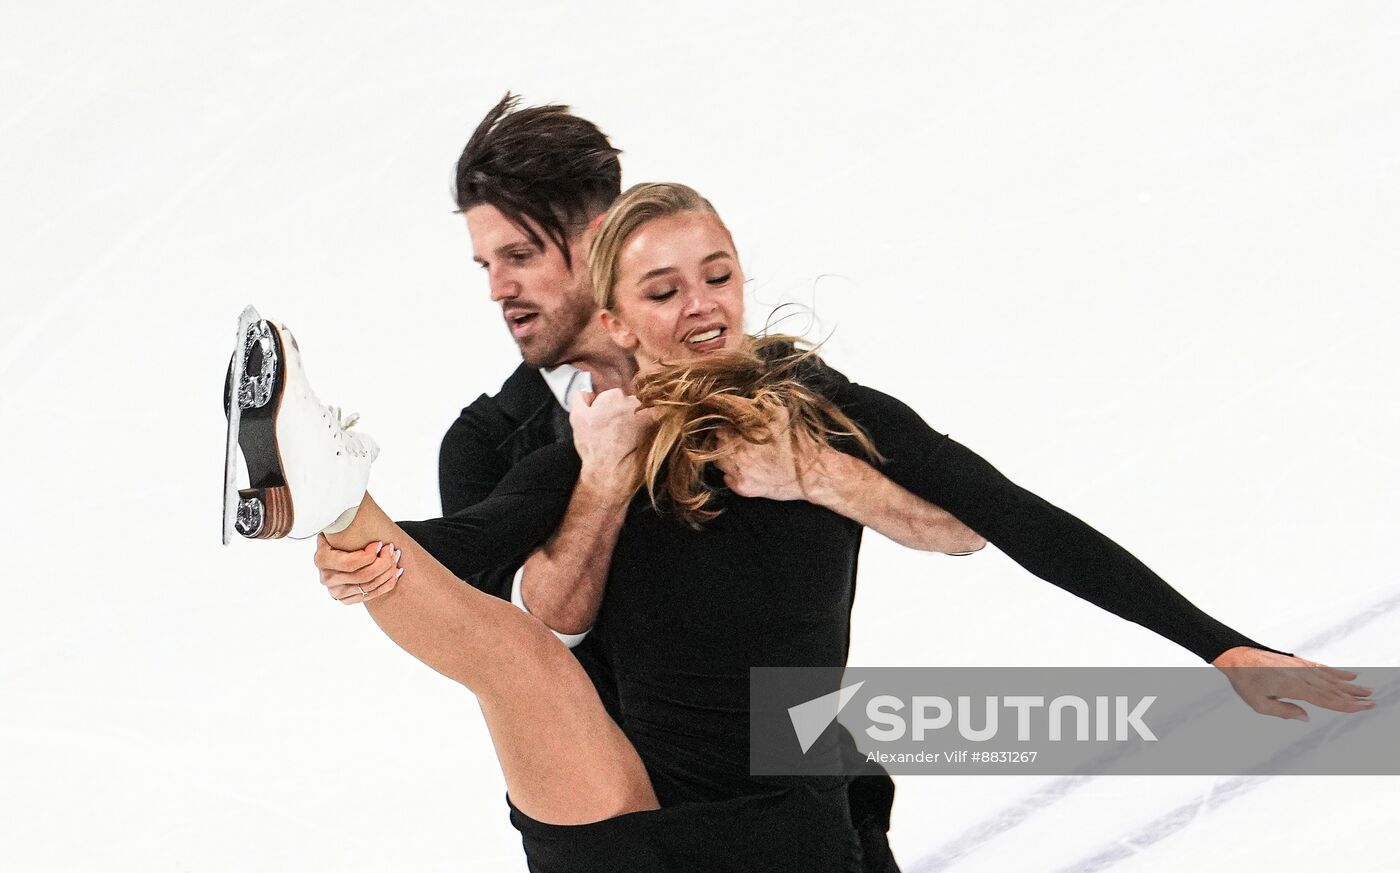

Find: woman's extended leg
[223,311,653,824]
[326,493,658,825]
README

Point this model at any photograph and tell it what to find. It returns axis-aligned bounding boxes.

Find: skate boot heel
[235,487,293,539]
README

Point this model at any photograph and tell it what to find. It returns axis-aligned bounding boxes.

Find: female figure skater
[223,183,1372,872]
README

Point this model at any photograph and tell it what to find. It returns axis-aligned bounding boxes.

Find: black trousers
[507,779,882,873]
[849,773,901,873]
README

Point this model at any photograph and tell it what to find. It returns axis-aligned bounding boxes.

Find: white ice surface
[2,2,1398,871]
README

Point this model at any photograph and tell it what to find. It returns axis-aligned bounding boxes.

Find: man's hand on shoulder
[713,406,828,502]
[569,388,657,501]
[714,405,986,555]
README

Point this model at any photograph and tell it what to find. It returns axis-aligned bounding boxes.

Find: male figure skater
[314,93,972,872]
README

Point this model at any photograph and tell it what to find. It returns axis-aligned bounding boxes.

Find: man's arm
[803,449,987,554]
[514,389,655,638]
[715,406,987,554]
[515,474,631,636]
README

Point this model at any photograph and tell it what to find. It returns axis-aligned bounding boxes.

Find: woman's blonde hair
[588,181,880,526]
[635,336,882,526]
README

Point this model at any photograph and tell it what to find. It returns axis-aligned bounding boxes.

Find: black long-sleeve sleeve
[400,440,581,584]
[831,380,1290,664]
[437,403,514,516]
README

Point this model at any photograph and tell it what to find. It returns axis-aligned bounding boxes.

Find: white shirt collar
[540,365,593,410]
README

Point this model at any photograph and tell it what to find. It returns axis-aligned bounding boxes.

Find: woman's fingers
[327,545,402,603]
[322,544,398,589]
[1253,696,1311,721]
[359,563,404,602]
[330,566,403,604]
[315,535,381,572]
[364,569,402,602]
[1252,671,1376,717]
[1222,652,1378,721]
[316,539,382,584]
[1295,663,1374,705]
[1332,680,1374,698]
[1302,680,1369,712]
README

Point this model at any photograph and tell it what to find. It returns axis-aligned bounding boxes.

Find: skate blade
[225,305,294,543]
[224,306,260,543]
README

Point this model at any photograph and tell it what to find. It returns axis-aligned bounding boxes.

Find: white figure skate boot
[222,306,379,543]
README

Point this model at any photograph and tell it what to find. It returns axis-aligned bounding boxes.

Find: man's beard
[517,296,597,370]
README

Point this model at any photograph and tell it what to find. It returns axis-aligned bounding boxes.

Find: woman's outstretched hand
[1212,646,1375,721]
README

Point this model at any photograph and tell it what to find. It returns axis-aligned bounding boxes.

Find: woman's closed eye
[646,271,730,300]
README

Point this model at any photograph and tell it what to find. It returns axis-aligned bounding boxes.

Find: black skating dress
[401,357,1288,873]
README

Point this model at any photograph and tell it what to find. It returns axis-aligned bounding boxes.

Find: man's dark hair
[454,93,622,269]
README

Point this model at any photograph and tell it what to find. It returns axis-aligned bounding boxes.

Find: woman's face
[601,211,745,371]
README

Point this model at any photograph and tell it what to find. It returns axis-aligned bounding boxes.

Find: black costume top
[412,362,902,870]
[405,359,1289,809]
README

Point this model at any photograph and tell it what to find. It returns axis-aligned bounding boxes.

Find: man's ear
[599,308,638,352]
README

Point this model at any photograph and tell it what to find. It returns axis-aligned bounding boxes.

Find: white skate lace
[324,404,372,456]
[326,405,360,431]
